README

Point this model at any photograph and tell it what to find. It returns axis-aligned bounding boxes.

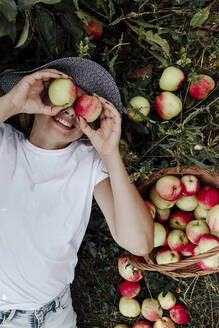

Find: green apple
[159,66,185,91]
[48,78,77,108]
[127,96,150,122]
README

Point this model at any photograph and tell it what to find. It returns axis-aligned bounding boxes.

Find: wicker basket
[129,166,219,278]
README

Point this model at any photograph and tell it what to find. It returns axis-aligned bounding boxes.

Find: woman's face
[29,87,87,150]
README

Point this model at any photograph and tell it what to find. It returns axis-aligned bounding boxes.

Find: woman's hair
[18,113,99,145]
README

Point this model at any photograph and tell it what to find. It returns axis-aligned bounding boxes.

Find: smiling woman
[0,57,154,328]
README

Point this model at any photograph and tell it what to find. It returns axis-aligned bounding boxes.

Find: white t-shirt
[0,123,108,311]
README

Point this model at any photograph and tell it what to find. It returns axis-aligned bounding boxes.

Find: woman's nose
[62,106,76,117]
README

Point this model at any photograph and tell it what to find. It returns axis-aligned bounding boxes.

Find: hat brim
[0,57,123,114]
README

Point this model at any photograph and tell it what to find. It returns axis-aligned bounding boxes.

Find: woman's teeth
[54,117,72,128]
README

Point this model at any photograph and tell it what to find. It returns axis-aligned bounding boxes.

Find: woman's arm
[78,95,154,257]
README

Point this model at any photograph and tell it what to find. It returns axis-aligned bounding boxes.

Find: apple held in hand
[197,185,219,210]
[181,175,200,196]
[48,78,77,108]
[169,304,189,324]
[159,66,185,91]
[119,280,140,299]
[127,96,150,122]
[153,317,176,328]
[189,75,215,100]
[75,95,102,122]
[167,229,189,251]
[169,209,193,230]
[155,175,183,201]
[206,204,219,233]
[193,234,219,270]
[156,247,181,264]
[145,200,156,219]
[149,187,175,210]
[186,220,209,244]
[118,255,143,282]
[132,321,152,328]
[119,297,141,317]
[157,291,176,310]
[176,195,198,211]
[154,222,167,247]
[155,92,182,120]
[141,298,163,322]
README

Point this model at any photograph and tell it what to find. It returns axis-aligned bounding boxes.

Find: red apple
[149,187,176,210]
[159,66,185,91]
[127,96,150,122]
[84,20,103,39]
[133,321,152,328]
[157,291,176,310]
[75,95,102,122]
[167,229,189,251]
[119,280,140,299]
[180,242,195,257]
[186,220,209,244]
[156,247,181,264]
[193,234,219,270]
[156,208,170,222]
[169,304,189,324]
[197,185,219,210]
[119,297,141,317]
[181,175,200,196]
[206,204,219,233]
[118,255,143,282]
[176,195,198,211]
[163,225,170,246]
[154,222,167,247]
[169,209,193,230]
[153,317,176,328]
[189,75,215,100]
[155,175,183,201]
[155,92,182,120]
[141,298,163,322]
[194,205,209,220]
[48,78,77,108]
[145,200,156,219]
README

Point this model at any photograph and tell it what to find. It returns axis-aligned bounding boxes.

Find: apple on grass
[145,200,156,219]
[155,175,183,201]
[75,94,102,122]
[119,280,140,299]
[197,185,219,210]
[156,247,181,264]
[141,298,163,322]
[159,66,185,91]
[157,291,176,310]
[48,78,77,108]
[186,220,209,244]
[133,321,152,328]
[149,187,176,210]
[192,234,219,270]
[153,317,176,328]
[181,242,195,257]
[169,304,189,324]
[181,175,200,196]
[118,255,143,282]
[119,297,141,317]
[169,209,193,230]
[194,205,209,220]
[84,20,103,39]
[155,92,182,120]
[206,204,219,233]
[156,208,170,223]
[189,75,215,100]
[176,195,198,211]
[154,222,167,247]
[127,96,150,122]
[167,229,189,251]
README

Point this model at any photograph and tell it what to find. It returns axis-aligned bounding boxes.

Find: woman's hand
[78,94,122,158]
[4,68,70,117]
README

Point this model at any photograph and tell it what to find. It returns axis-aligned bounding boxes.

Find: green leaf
[0,12,16,41]
[72,0,79,10]
[15,14,30,48]
[145,30,170,57]
[190,7,210,28]
[18,0,61,11]
[0,0,17,22]
[37,9,57,54]
[58,12,83,44]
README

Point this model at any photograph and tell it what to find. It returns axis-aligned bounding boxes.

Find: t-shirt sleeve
[94,157,109,186]
[0,123,9,157]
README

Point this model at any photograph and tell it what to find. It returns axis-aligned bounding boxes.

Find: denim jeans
[0,285,77,327]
